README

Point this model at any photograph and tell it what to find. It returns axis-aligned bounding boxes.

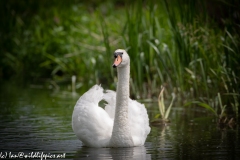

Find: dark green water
[0,83,239,160]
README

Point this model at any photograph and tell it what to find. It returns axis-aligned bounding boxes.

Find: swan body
[72,49,150,147]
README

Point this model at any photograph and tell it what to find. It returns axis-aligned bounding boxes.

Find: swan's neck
[110,64,134,147]
[116,65,130,106]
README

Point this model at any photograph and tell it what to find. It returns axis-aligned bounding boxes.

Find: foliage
[0,0,239,119]
[120,0,239,120]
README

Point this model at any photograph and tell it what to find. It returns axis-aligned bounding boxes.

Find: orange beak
[112,55,122,68]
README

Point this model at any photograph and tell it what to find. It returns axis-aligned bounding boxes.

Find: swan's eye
[114,52,123,58]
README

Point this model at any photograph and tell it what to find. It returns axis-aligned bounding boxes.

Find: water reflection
[0,83,239,159]
[74,146,151,160]
[157,125,174,158]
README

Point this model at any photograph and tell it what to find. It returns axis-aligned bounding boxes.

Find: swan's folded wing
[72,85,113,147]
[75,85,103,107]
[103,90,116,119]
[128,99,151,146]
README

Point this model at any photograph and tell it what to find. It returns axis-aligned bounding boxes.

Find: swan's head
[112,49,130,68]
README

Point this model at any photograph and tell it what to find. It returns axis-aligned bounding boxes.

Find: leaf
[165,93,176,119]
[158,86,165,117]
[185,101,217,116]
[154,114,161,119]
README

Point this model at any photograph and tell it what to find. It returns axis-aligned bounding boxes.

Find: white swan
[72,49,151,147]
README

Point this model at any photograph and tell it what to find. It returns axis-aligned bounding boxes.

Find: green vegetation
[157,86,176,123]
[0,0,239,122]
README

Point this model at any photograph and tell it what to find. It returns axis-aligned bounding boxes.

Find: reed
[119,0,239,120]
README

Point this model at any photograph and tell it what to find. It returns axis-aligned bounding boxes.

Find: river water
[0,83,239,159]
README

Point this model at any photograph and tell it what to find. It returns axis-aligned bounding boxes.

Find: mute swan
[72,49,151,147]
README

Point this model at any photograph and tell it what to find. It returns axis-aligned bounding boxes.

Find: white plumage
[72,49,150,147]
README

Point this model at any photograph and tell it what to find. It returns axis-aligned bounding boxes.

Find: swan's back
[72,85,150,147]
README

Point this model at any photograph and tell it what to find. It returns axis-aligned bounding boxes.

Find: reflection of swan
[72,49,150,147]
[74,145,151,160]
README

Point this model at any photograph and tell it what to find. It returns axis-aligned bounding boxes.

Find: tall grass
[118,0,239,120]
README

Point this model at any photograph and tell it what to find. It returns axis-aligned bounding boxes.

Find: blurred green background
[0,0,239,120]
